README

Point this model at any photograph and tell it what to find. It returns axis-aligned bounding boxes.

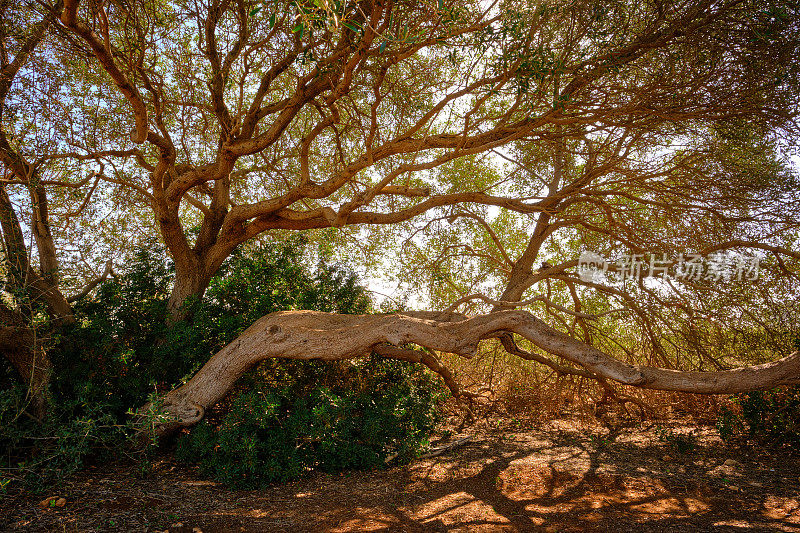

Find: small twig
[419,435,473,459]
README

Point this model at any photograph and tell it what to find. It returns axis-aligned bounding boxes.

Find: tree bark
[0,306,51,419]
[2,346,52,419]
[150,309,800,435]
[166,263,212,321]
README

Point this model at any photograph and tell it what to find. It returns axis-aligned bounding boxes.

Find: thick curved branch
[154,309,800,433]
[498,333,595,379]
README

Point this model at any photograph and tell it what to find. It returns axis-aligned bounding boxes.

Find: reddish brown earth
[2,420,799,532]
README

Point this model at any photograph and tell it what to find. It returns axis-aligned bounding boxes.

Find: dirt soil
[2,419,799,532]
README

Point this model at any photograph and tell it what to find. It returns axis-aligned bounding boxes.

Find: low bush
[655,425,697,454]
[176,356,443,488]
[717,386,800,449]
[0,382,127,493]
[1,236,443,492]
[51,236,372,419]
[717,335,800,450]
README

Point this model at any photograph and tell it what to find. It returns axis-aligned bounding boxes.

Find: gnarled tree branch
[153,309,800,435]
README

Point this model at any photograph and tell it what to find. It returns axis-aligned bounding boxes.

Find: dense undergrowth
[0,237,442,493]
[713,335,800,450]
[176,356,442,488]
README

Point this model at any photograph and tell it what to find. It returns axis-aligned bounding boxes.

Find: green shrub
[717,386,800,449]
[717,336,800,450]
[176,356,443,488]
[0,383,127,493]
[1,235,443,492]
[51,236,371,419]
[655,425,697,454]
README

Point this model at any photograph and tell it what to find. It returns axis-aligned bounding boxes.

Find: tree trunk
[1,186,69,417]
[0,307,51,419]
[2,346,52,419]
[166,265,211,322]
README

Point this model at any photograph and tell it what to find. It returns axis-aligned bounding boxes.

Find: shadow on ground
[3,421,799,532]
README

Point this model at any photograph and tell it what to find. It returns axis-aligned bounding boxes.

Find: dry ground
[2,419,799,532]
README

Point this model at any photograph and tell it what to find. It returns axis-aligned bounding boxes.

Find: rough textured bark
[0,305,51,418]
[153,309,800,435]
[166,263,211,320]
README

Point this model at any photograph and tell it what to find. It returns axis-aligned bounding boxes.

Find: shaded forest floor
[2,418,799,532]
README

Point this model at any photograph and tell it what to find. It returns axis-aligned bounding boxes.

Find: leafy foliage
[51,236,371,419]
[655,426,697,454]
[717,386,800,449]
[0,382,127,493]
[176,356,443,488]
[1,236,441,492]
[716,334,800,450]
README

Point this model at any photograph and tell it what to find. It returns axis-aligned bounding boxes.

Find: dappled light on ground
[4,420,799,532]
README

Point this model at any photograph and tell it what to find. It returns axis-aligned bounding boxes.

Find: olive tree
[5,0,800,427]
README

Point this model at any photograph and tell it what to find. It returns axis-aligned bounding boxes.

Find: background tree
[0,0,76,417]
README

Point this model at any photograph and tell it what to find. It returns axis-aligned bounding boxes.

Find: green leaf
[269,13,276,27]
[249,6,261,16]
[292,23,304,33]
[378,41,387,54]
[343,21,359,32]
